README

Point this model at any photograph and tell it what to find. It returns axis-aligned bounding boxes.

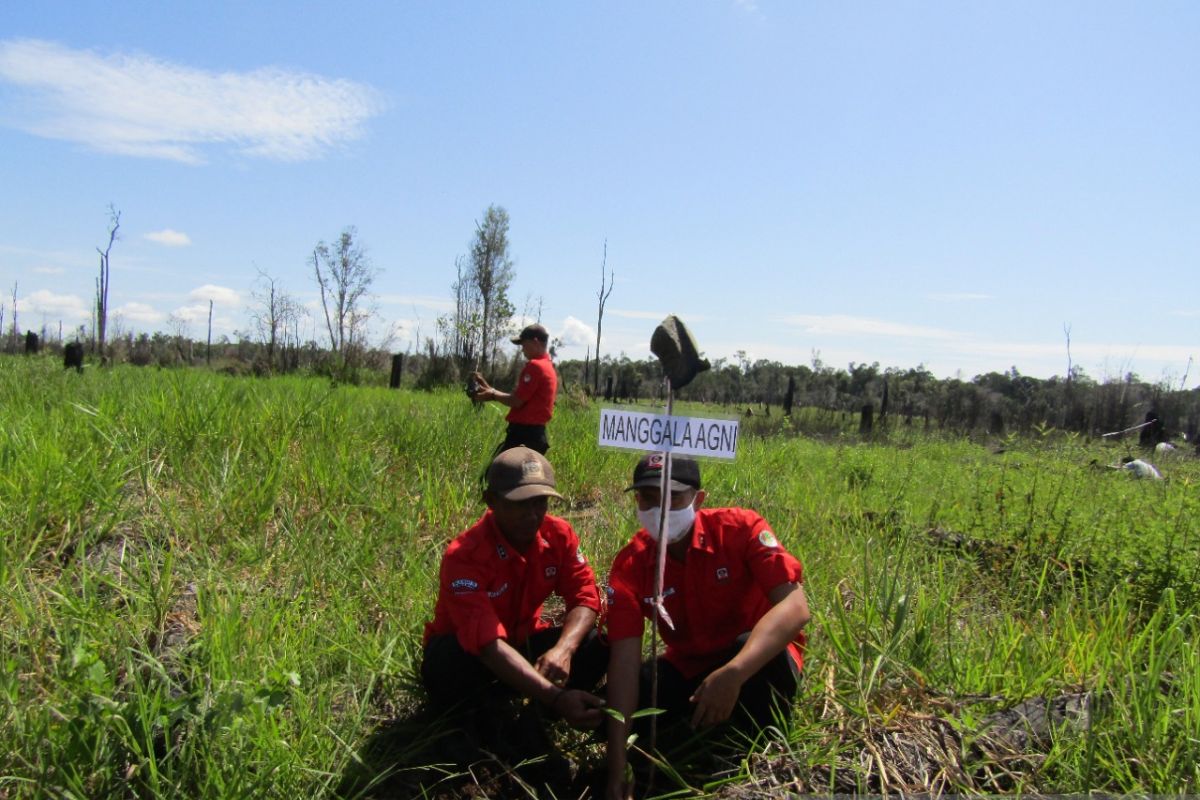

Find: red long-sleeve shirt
[604,507,805,678]
[424,510,600,655]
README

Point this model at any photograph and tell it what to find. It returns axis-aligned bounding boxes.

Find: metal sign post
[596,315,739,771]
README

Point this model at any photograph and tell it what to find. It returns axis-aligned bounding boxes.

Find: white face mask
[637,502,696,544]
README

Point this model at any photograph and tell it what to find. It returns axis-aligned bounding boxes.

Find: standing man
[422,447,606,768]
[602,453,811,799]
[472,323,557,454]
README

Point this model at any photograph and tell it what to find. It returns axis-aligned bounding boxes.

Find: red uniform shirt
[424,510,600,655]
[604,507,805,678]
[506,353,557,425]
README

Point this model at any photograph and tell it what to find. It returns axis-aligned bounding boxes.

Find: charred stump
[389,353,405,389]
[63,341,84,372]
[860,403,874,434]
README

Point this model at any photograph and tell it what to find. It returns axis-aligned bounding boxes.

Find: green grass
[2,357,1199,797]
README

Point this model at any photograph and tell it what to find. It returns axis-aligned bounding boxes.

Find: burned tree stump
[389,353,404,389]
[63,341,84,372]
[860,403,874,434]
[25,331,39,354]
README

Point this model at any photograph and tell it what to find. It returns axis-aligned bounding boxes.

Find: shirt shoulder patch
[757,530,779,548]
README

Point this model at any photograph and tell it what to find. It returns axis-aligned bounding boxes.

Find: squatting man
[420,446,606,767]
[602,452,812,799]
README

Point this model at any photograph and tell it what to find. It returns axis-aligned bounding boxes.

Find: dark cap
[511,323,549,344]
[626,452,701,492]
[487,446,563,501]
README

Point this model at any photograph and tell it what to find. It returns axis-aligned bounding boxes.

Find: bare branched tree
[449,254,482,364]
[8,282,17,352]
[251,268,301,369]
[311,226,377,361]
[1063,322,1073,383]
[469,205,515,368]
[96,205,120,357]
[594,240,614,396]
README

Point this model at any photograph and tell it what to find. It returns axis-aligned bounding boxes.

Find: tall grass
[2,358,1198,797]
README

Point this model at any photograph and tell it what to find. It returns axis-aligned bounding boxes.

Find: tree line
[5,202,1198,443]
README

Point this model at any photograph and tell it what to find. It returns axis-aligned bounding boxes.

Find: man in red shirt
[603,453,811,799]
[471,323,558,454]
[422,446,606,767]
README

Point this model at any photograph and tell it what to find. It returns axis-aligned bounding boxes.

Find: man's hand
[470,371,493,401]
[689,663,745,728]
[534,643,574,686]
[553,689,605,729]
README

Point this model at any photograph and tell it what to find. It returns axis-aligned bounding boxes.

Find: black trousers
[421,627,606,713]
[499,423,549,455]
[633,633,801,752]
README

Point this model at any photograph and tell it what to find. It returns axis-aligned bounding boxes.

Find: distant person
[1118,456,1163,480]
[472,323,558,455]
[422,447,606,774]
[602,453,811,799]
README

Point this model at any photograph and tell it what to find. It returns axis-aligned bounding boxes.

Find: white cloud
[0,38,384,163]
[558,316,594,348]
[33,265,66,275]
[171,303,211,326]
[780,314,959,341]
[144,229,191,247]
[20,289,89,320]
[113,301,165,324]
[188,284,240,306]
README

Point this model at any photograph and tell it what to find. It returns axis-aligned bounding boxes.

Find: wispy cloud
[377,293,454,313]
[610,309,708,322]
[779,314,959,341]
[144,229,191,247]
[20,289,89,320]
[0,38,384,163]
[114,301,165,324]
[33,265,65,275]
[188,284,240,306]
[926,292,992,302]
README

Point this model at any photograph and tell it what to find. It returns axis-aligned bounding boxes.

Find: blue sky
[2,1,1197,385]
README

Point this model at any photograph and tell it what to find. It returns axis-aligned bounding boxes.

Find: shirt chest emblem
[715,567,730,582]
[544,565,557,579]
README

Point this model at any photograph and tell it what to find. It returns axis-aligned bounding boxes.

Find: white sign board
[598,408,739,459]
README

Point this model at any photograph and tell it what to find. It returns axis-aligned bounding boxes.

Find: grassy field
[2,359,1198,798]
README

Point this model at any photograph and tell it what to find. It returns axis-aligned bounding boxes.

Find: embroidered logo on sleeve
[544,565,558,579]
[450,578,479,593]
[757,530,779,548]
[523,373,532,383]
[575,549,587,564]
